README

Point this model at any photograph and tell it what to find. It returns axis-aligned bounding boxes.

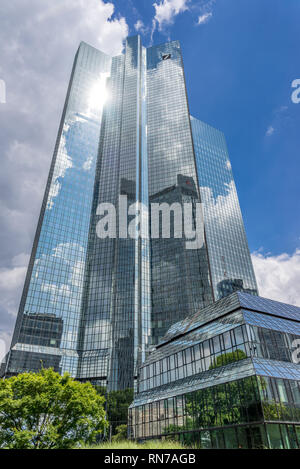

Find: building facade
[191,117,257,301]
[129,292,300,449]
[2,42,111,378]
[2,36,258,391]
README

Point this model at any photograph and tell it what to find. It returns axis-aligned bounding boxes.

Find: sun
[87,73,110,116]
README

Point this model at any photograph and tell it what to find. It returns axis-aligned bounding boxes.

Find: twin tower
[2,36,257,390]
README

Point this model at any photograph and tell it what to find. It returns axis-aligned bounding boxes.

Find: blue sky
[0,0,299,352]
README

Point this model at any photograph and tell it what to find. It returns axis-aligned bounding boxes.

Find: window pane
[266,424,284,449]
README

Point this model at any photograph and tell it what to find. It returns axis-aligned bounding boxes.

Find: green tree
[0,368,107,449]
[96,387,133,434]
[209,349,247,369]
[111,424,128,441]
[185,374,262,429]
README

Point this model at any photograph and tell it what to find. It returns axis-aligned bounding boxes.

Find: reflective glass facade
[3,36,258,393]
[3,43,111,377]
[147,42,213,344]
[191,117,258,300]
[77,36,151,390]
[129,293,300,449]
[78,37,214,389]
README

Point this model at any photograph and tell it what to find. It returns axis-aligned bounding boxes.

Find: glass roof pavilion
[129,292,300,449]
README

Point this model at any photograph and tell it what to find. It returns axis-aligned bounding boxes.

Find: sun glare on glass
[87,73,110,116]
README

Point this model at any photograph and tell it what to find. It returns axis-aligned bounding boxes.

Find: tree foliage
[164,352,262,438]
[111,424,128,441]
[0,368,107,449]
[96,387,133,433]
[209,349,247,369]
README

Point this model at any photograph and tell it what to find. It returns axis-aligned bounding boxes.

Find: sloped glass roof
[244,310,300,336]
[131,358,254,407]
[238,292,300,322]
[158,292,241,347]
[253,358,300,381]
[158,292,300,348]
[145,310,244,365]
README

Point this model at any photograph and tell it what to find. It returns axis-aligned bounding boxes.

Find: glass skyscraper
[2,42,111,379]
[1,36,258,391]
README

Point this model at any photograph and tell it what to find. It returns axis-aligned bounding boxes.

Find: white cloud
[0,253,29,315]
[24,0,128,57]
[135,20,145,32]
[153,0,189,31]
[266,125,275,137]
[265,105,291,138]
[252,249,300,306]
[0,264,27,319]
[0,253,29,358]
[197,12,212,25]
[0,331,12,364]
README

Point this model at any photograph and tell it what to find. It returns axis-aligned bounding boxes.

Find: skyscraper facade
[191,117,257,301]
[2,36,258,391]
[2,42,111,378]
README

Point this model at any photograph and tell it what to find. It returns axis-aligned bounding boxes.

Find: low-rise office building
[129,292,300,449]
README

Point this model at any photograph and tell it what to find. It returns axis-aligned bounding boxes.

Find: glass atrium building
[129,292,300,449]
[2,36,258,391]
